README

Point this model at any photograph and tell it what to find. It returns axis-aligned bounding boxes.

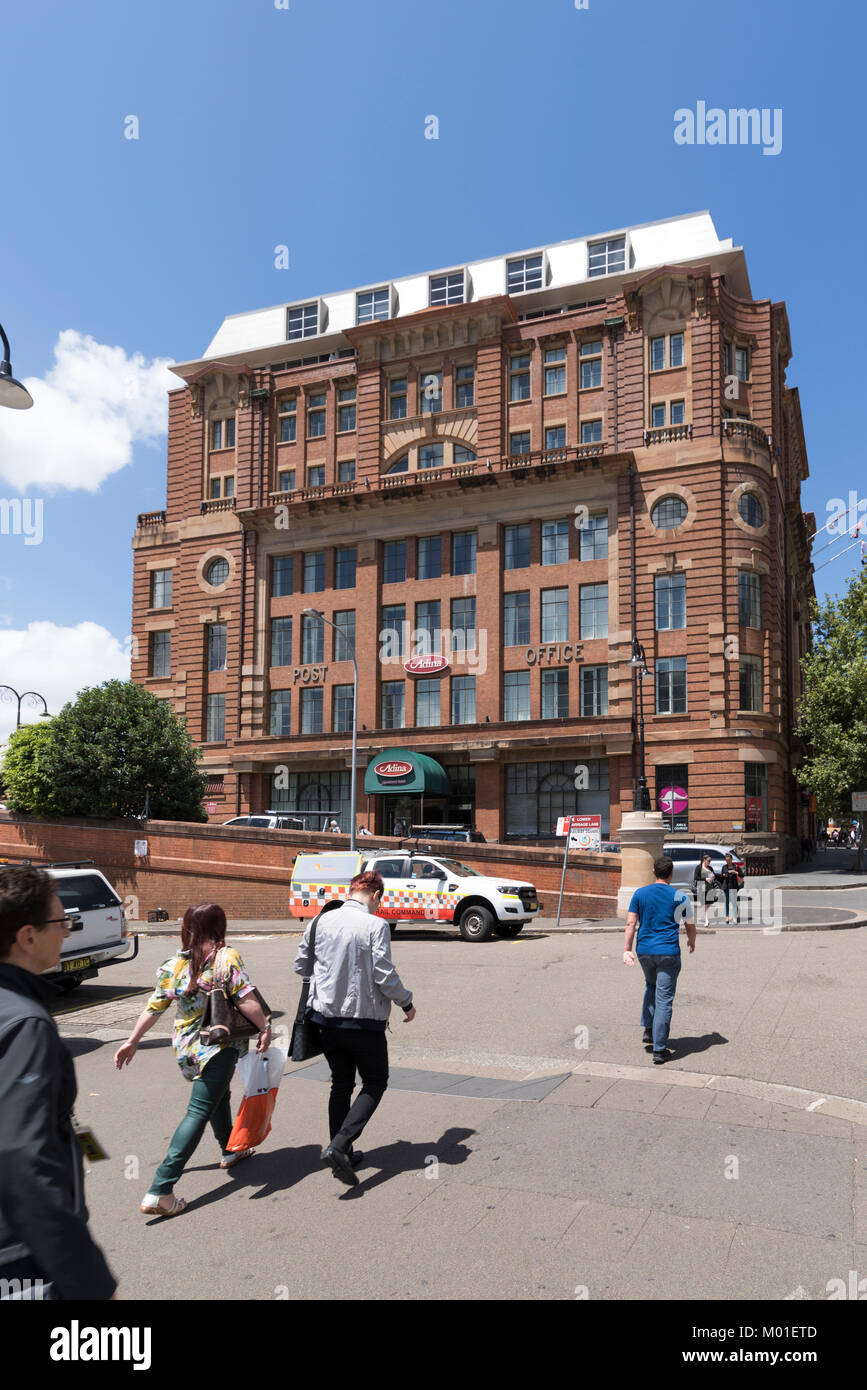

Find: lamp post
[0,323,34,409]
[0,686,51,728]
[302,609,357,851]
[629,640,652,812]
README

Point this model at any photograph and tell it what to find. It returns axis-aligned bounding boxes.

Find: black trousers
[318,1027,389,1152]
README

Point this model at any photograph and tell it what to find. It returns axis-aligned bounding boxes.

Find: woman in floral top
[114,903,270,1218]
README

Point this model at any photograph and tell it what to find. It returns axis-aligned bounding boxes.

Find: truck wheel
[494,923,524,938]
[458,905,495,942]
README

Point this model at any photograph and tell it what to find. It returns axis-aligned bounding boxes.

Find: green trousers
[150,1046,238,1195]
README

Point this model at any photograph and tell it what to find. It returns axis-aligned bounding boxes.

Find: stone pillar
[617,810,665,918]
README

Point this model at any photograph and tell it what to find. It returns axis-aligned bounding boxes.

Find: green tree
[6,681,206,822]
[795,565,867,870]
[2,721,69,818]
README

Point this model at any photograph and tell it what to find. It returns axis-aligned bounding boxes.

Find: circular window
[205,557,230,587]
[738,492,764,528]
[651,496,688,529]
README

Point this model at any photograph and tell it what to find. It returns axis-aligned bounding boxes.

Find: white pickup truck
[43,862,139,992]
[290,849,540,942]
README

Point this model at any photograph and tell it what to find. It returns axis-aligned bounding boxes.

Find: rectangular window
[303,550,325,592]
[455,363,475,408]
[504,757,610,838]
[545,425,566,450]
[739,655,763,711]
[735,346,750,382]
[542,668,569,719]
[270,616,293,667]
[356,288,389,324]
[429,272,464,306]
[670,333,684,368]
[381,680,405,729]
[510,354,531,402]
[738,571,762,628]
[335,546,356,590]
[287,302,318,339]
[650,337,666,372]
[505,523,531,570]
[588,236,626,277]
[300,686,323,734]
[504,670,531,721]
[278,468,296,492]
[541,519,569,566]
[579,583,608,638]
[651,403,666,429]
[306,392,327,438]
[151,630,171,679]
[579,512,608,560]
[278,397,297,443]
[419,442,444,470]
[420,370,442,414]
[580,665,608,716]
[580,340,602,389]
[654,572,687,630]
[381,604,406,659]
[271,554,293,597]
[670,400,686,426]
[656,656,687,714]
[507,254,543,293]
[151,568,172,609]
[415,600,441,655]
[338,459,356,483]
[723,342,732,376]
[504,591,530,646]
[544,346,566,396]
[333,684,354,733]
[224,475,235,498]
[450,596,476,654]
[211,418,234,450]
[383,539,407,584]
[541,587,569,642]
[417,535,442,580]
[207,622,227,672]
[209,478,221,499]
[452,530,476,576]
[581,419,603,444]
[269,689,291,736]
[337,385,356,433]
[415,678,441,728]
[333,609,356,662]
[745,761,767,830]
[510,430,531,456]
[389,378,407,420]
[301,613,324,665]
[451,675,476,725]
[211,419,223,450]
[205,692,225,742]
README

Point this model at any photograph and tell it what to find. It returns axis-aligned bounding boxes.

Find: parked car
[222,811,331,831]
[290,848,537,942]
[43,863,138,993]
[409,824,486,844]
[664,843,746,890]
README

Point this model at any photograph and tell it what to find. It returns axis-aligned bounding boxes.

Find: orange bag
[225,1047,285,1151]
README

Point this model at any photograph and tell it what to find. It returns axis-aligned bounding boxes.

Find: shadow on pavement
[338,1126,476,1199]
[670,1031,729,1062]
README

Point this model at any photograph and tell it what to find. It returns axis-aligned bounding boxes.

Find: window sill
[146,606,173,615]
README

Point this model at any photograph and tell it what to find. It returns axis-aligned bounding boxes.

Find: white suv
[43,864,138,992]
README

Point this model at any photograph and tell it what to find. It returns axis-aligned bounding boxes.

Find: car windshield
[434,858,480,877]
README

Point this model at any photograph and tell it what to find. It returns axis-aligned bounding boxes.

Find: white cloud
[0,621,131,740]
[0,330,178,493]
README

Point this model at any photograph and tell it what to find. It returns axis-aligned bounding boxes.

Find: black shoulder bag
[290,915,323,1062]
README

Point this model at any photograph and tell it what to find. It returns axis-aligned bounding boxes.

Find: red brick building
[131,212,814,860]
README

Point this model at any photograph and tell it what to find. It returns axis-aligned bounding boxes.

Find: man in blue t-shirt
[624,855,695,1064]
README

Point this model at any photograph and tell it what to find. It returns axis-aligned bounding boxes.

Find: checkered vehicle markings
[289,881,463,921]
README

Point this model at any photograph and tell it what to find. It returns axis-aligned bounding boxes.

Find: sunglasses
[38,916,72,928]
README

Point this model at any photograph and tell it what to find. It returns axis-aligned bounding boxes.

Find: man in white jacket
[293,870,415,1187]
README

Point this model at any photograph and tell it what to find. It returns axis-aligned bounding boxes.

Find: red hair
[181,903,227,996]
[350,870,384,896]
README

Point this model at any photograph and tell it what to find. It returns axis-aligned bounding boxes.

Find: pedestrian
[357,825,372,837]
[392,818,405,837]
[329,819,341,834]
[114,903,271,1217]
[692,852,720,927]
[623,856,695,1064]
[719,852,743,923]
[293,869,415,1187]
[0,865,117,1300]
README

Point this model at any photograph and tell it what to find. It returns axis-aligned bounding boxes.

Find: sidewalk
[758,847,867,890]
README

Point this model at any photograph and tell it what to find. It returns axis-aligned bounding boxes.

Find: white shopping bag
[236,1045,287,1096]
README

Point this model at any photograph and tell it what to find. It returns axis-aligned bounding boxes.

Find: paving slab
[705,1092,772,1130]
[541,1074,618,1108]
[594,1078,672,1114]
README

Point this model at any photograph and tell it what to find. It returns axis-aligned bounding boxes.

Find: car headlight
[497,886,519,895]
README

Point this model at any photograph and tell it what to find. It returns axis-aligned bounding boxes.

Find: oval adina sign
[374,760,414,778]
[403,654,450,675]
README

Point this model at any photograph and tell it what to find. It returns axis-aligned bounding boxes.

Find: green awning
[364,748,451,796]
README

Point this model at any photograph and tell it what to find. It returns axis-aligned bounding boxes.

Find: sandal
[140,1193,187,1217]
[220,1147,256,1169]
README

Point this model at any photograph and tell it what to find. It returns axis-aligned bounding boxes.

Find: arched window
[651,496,688,529]
[386,455,409,474]
[538,771,575,832]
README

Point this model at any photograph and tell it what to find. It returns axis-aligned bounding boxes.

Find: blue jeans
[637,954,681,1051]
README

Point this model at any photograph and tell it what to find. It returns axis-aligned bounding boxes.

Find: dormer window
[287,302,319,340]
[356,287,390,324]
[507,254,544,294]
[429,271,464,306]
[588,236,627,278]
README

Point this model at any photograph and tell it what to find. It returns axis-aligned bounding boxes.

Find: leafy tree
[2,722,69,818]
[5,681,206,822]
[795,565,867,869]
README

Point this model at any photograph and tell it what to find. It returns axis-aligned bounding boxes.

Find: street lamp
[302,608,357,851]
[0,686,51,728]
[629,640,652,812]
[0,323,33,410]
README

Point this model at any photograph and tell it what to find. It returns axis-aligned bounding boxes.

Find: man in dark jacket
[0,865,117,1300]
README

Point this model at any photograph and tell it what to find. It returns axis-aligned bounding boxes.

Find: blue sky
[0,0,863,733]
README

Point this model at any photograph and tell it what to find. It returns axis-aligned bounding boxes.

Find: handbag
[290,914,323,1062]
[200,946,272,1048]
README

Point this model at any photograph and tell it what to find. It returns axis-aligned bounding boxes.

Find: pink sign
[658,786,688,816]
[404,654,450,675]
